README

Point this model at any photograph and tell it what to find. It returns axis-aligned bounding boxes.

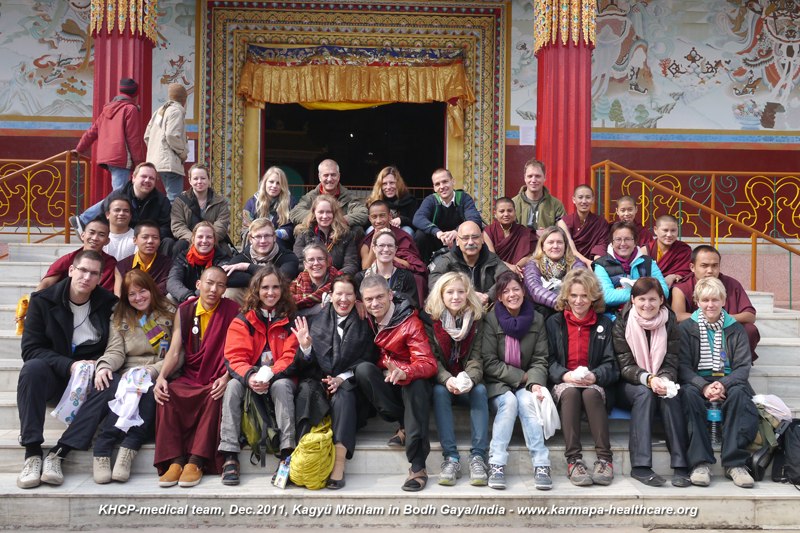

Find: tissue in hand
[454,371,473,393]
[254,366,274,384]
[661,378,680,399]
[572,366,590,380]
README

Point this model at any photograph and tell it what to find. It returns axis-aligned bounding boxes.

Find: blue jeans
[79,165,130,223]
[489,389,550,468]
[159,171,185,202]
[432,383,489,461]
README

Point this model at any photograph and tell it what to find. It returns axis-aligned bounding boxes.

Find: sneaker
[69,215,84,237]
[487,464,506,490]
[438,457,461,486]
[726,466,755,488]
[592,459,614,486]
[159,463,183,488]
[567,458,593,486]
[179,463,203,487]
[93,456,112,484]
[534,466,553,491]
[112,447,137,482]
[387,427,406,447]
[690,462,712,487]
[17,456,43,489]
[40,452,64,485]
[468,455,488,486]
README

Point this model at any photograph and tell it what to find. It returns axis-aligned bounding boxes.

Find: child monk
[483,197,537,274]
[615,195,653,247]
[557,185,608,266]
[646,214,691,288]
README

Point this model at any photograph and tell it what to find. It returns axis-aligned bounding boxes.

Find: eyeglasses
[251,233,275,241]
[304,257,327,264]
[612,237,635,244]
[458,234,482,242]
[74,266,101,278]
[374,243,396,250]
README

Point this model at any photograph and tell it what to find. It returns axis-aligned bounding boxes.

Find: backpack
[746,404,783,481]
[240,387,280,467]
[288,416,335,490]
[772,419,800,488]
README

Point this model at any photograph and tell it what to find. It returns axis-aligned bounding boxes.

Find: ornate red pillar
[87,0,157,204]
[533,1,596,203]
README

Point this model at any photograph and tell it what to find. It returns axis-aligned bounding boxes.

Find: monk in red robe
[153,266,240,487]
[672,245,760,362]
[558,185,609,266]
[483,197,537,274]
[647,214,692,288]
[616,195,653,247]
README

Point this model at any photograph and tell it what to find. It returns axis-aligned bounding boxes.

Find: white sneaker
[40,452,64,485]
[93,456,112,484]
[17,456,43,489]
[112,447,137,482]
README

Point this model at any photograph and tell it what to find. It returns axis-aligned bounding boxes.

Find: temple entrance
[262,102,446,190]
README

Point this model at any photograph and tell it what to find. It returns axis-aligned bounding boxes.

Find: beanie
[119,78,138,96]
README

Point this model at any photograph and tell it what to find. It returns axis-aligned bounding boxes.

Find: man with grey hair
[289,159,369,229]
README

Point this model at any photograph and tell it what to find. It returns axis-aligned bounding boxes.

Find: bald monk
[647,214,691,288]
[558,185,609,266]
[616,195,653,248]
[483,197,537,275]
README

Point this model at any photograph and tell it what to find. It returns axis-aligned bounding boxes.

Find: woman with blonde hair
[167,221,231,302]
[524,226,585,318]
[424,271,489,486]
[293,194,359,275]
[366,166,417,234]
[242,166,295,247]
[546,269,617,486]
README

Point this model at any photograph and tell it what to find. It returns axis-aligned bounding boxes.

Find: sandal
[388,427,406,447]
[221,459,240,486]
[401,468,428,492]
[630,468,665,487]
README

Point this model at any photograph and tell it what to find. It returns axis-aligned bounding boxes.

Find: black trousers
[679,380,759,468]
[413,230,446,264]
[56,373,121,452]
[93,388,157,456]
[17,359,69,447]
[354,362,432,471]
[624,382,688,469]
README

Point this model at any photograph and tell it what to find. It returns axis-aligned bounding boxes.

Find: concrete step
[0,305,21,331]
[5,243,79,262]
[756,310,800,338]
[0,261,50,282]
[754,337,800,365]
[0,472,798,529]
[0,282,38,302]
[748,365,800,398]
[748,291,774,314]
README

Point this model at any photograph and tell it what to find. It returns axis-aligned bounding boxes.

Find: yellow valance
[534,0,596,53]
[238,45,475,137]
[90,0,159,44]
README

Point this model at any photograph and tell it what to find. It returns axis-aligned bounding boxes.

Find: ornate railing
[591,160,800,298]
[0,151,89,247]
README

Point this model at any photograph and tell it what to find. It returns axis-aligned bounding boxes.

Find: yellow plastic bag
[289,416,334,490]
[15,294,29,336]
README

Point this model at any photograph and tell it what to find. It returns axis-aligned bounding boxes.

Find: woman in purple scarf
[481,271,551,491]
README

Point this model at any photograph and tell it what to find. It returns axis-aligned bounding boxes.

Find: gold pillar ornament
[90,0,159,43]
[534,0,596,53]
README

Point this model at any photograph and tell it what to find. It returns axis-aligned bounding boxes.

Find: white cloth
[753,394,792,422]
[571,365,590,380]
[107,367,153,432]
[453,371,473,393]
[51,362,95,425]
[661,378,680,399]
[528,387,561,440]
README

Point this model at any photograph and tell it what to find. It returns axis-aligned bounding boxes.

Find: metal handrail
[590,159,800,292]
[0,150,87,249]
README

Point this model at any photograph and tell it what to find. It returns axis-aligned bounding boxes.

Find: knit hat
[119,78,138,96]
[167,83,187,105]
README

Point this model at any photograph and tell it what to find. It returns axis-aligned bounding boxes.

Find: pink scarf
[624,305,669,374]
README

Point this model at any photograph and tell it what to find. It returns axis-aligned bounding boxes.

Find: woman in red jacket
[218,264,298,485]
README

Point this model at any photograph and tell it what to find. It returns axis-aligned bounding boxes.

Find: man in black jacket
[17,250,118,489]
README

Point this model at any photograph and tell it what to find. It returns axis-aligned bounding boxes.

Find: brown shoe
[179,463,203,487]
[158,463,183,488]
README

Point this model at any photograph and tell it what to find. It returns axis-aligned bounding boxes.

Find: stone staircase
[1,242,800,530]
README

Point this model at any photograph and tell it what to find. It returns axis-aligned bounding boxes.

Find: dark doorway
[262,102,446,189]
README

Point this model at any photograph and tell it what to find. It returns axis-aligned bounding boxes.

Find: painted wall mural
[509,0,538,130]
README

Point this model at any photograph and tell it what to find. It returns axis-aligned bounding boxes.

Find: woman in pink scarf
[612,277,690,487]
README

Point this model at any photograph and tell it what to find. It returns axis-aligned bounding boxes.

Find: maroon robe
[154,297,239,474]
[561,212,608,259]
[631,221,654,247]
[647,239,692,279]
[361,226,426,276]
[484,221,537,265]
[675,273,760,361]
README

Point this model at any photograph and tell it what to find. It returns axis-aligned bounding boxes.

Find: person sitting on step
[293,194,360,276]
[114,220,173,297]
[170,163,231,249]
[557,184,609,267]
[166,221,231,303]
[483,197,537,275]
[102,193,136,261]
[646,214,692,289]
[614,195,652,248]
[38,218,117,292]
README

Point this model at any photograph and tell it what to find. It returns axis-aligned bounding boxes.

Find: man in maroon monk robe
[153,266,240,487]
[672,245,760,362]
[647,214,691,288]
[558,185,609,266]
[483,197,537,275]
[616,195,653,248]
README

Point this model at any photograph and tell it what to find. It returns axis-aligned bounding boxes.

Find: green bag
[240,387,280,467]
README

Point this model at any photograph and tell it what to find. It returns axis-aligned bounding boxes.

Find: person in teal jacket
[593,221,668,318]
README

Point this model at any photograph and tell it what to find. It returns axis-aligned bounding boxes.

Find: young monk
[483,197,537,274]
[615,196,652,248]
[646,214,691,288]
[558,185,609,266]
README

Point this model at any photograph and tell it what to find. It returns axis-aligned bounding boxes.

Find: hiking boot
[112,447,137,482]
[690,463,711,487]
[468,455,488,486]
[567,458,593,486]
[534,466,553,490]
[40,453,64,485]
[438,457,461,486]
[592,459,614,486]
[387,427,406,447]
[93,456,112,484]
[17,456,42,489]
[488,464,506,490]
[726,466,755,488]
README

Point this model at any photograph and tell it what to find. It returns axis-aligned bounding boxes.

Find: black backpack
[771,419,800,488]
